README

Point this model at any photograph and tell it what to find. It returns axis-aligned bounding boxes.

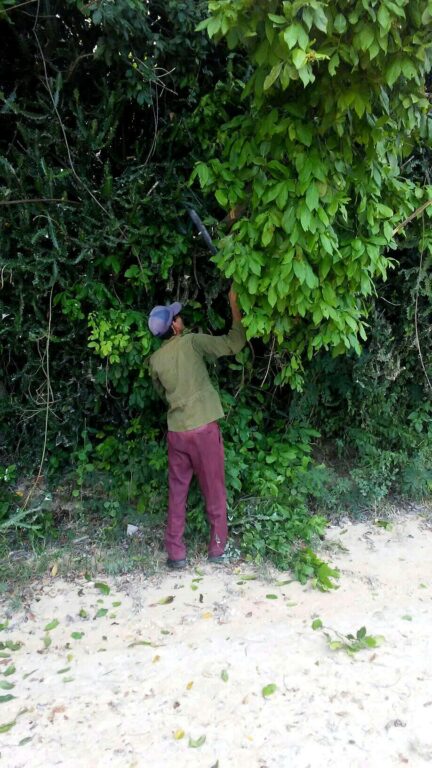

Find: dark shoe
[208,554,228,564]
[166,558,187,570]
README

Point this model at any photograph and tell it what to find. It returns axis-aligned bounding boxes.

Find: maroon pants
[166,421,227,560]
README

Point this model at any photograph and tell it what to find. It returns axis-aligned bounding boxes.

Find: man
[148,288,246,569]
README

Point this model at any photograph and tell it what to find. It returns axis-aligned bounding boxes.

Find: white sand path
[1,514,431,768]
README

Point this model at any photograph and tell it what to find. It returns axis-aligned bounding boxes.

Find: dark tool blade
[188,208,217,255]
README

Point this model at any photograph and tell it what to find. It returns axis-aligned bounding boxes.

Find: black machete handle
[188,208,217,255]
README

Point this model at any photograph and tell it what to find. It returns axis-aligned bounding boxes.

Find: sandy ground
[1,513,432,768]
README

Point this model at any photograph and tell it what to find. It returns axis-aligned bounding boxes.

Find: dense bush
[0,0,431,571]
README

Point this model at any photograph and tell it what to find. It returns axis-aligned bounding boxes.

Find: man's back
[149,322,245,432]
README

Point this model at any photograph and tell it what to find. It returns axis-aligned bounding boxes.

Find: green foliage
[0,466,17,522]
[291,548,340,590]
[193,0,432,386]
[0,0,431,578]
[312,619,385,655]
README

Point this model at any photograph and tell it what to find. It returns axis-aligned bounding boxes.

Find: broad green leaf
[293,260,306,283]
[3,666,15,676]
[0,622,8,632]
[262,683,277,697]
[221,669,229,682]
[0,695,16,704]
[94,582,110,596]
[0,720,16,733]
[333,13,347,34]
[311,618,323,630]
[0,681,14,690]
[264,63,282,91]
[377,5,390,29]
[268,285,277,307]
[71,632,84,640]
[95,608,108,618]
[157,596,175,605]
[292,48,307,70]
[44,619,59,632]
[313,6,328,32]
[189,735,206,748]
[283,25,298,49]
[215,189,227,207]
[266,594,278,600]
[306,183,319,211]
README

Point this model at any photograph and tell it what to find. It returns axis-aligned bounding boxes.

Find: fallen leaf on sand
[202,612,213,619]
[0,720,16,733]
[186,681,193,690]
[173,729,185,740]
[44,619,60,632]
[94,582,110,596]
[262,683,277,698]
[151,596,175,606]
[50,563,59,577]
[189,735,206,748]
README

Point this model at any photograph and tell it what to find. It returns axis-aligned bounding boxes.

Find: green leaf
[284,22,308,50]
[3,665,15,676]
[377,5,390,29]
[268,285,277,307]
[401,615,412,621]
[0,681,14,690]
[157,596,175,605]
[386,59,402,88]
[95,608,108,618]
[356,626,366,640]
[311,618,323,630]
[306,183,319,211]
[221,669,229,682]
[188,735,206,748]
[264,63,282,90]
[0,695,16,704]
[262,683,277,697]
[0,720,16,733]
[215,189,228,207]
[0,622,8,632]
[293,260,306,283]
[44,619,59,632]
[356,26,374,51]
[333,13,347,34]
[94,582,110,596]
[71,632,84,640]
[313,6,328,32]
[292,48,307,70]
[266,594,278,600]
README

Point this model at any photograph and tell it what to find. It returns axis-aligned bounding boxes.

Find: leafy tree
[193,0,432,388]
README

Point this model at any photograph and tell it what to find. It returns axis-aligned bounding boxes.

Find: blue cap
[148,302,182,337]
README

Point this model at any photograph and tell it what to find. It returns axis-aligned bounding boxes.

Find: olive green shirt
[149,321,246,432]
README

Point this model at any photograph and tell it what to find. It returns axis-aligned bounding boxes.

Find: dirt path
[1,514,432,767]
